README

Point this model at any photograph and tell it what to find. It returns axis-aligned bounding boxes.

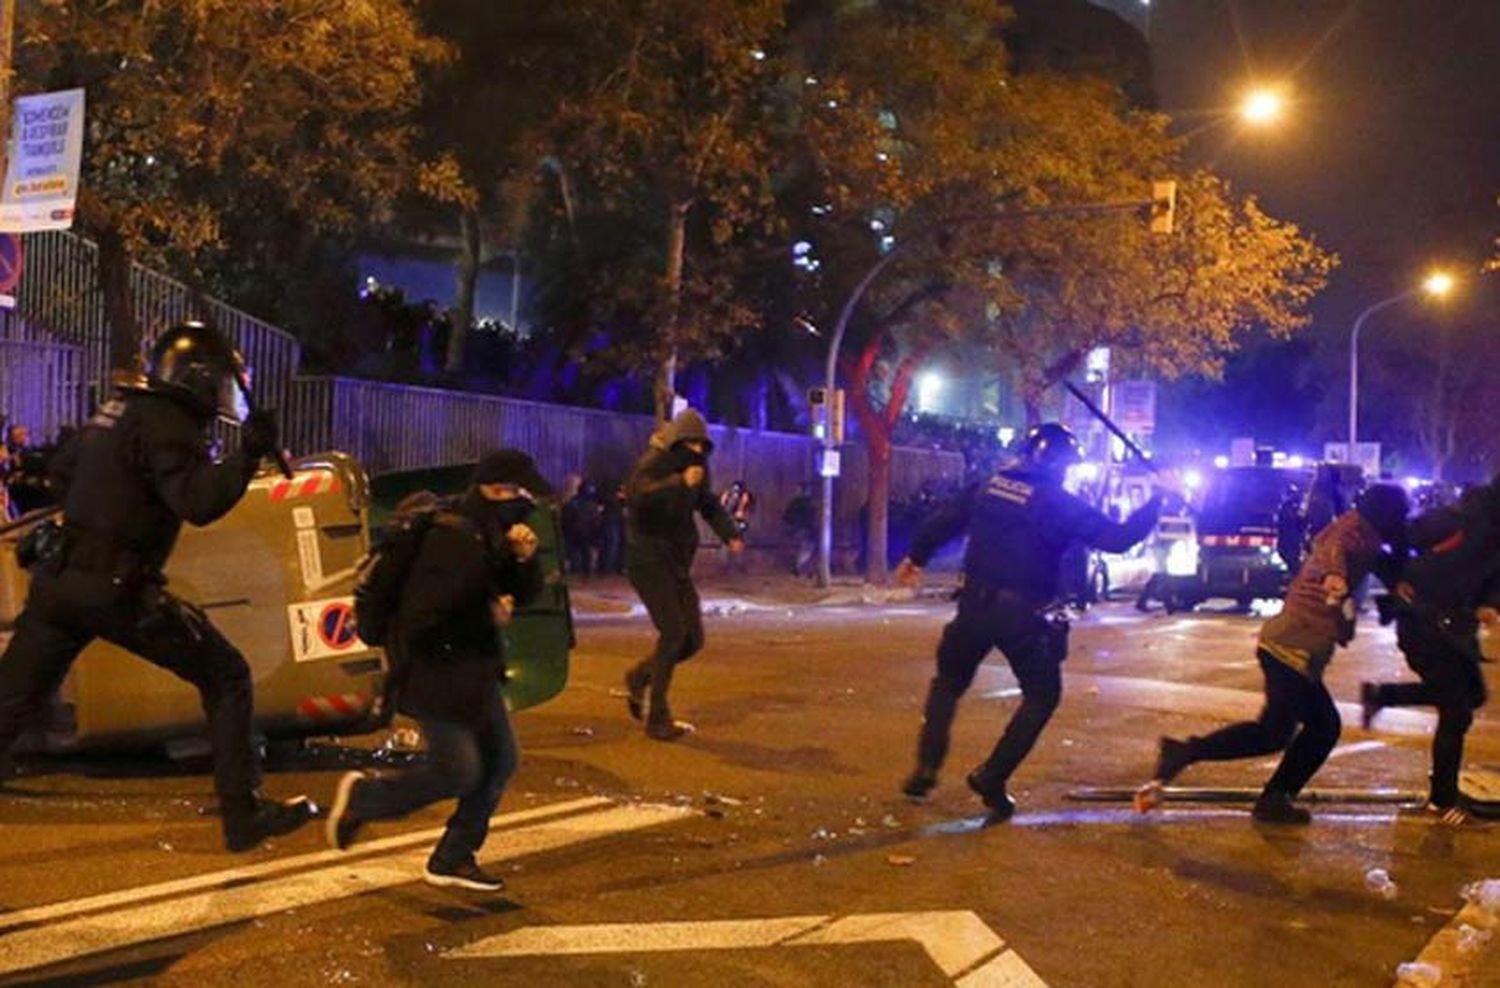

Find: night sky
[1142,1,1500,471]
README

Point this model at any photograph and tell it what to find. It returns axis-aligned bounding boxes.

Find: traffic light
[1149,180,1177,235]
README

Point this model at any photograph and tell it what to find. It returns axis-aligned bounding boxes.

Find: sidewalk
[564,572,960,617]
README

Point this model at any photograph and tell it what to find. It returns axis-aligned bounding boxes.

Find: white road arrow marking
[448,911,1048,986]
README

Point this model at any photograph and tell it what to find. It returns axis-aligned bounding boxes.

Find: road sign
[287,596,363,662]
[1111,379,1156,434]
[448,911,1047,986]
[0,234,23,295]
[0,88,85,233]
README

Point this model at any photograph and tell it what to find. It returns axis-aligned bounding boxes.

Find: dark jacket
[625,409,738,573]
[909,466,1161,603]
[392,503,543,724]
[48,389,256,578]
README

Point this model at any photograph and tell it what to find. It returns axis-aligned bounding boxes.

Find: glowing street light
[1240,88,1285,127]
[1348,269,1458,455]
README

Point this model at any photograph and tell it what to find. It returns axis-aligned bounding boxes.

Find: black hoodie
[626,409,739,570]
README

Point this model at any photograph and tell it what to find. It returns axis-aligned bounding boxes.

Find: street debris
[1365,868,1399,901]
[571,726,596,737]
[881,814,901,829]
[886,854,917,867]
[1462,878,1500,923]
[1394,961,1441,987]
[1457,923,1494,953]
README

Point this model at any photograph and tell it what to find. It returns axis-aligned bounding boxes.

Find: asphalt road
[2,595,1498,987]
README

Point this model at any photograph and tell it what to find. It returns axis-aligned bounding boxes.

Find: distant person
[598,482,627,575]
[1276,485,1307,572]
[783,484,817,577]
[562,480,603,578]
[622,409,743,740]
[1136,485,1409,824]
[719,480,755,572]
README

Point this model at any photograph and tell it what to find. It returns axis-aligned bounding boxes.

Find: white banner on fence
[0,88,86,233]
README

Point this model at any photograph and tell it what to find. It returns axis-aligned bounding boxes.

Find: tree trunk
[655,200,690,423]
[849,336,933,585]
[99,224,140,374]
[445,204,481,375]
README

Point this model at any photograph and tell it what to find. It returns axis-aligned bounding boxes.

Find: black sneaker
[1154,737,1193,785]
[902,769,938,803]
[325,771,365,851]
[624,666,650,722]
[1251,791,1311,825]
[223,794,316,852]
[645,718,695,741]
[424,856,506,892]
[966,770,1016,822]
[1360,682,1381,731]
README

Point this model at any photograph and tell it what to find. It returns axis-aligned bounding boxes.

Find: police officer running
[0,321,313,852]
[1361,478,1499,825]
[896,423,1171,819]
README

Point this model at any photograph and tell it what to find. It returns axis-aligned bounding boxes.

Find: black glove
[241,409,280,461]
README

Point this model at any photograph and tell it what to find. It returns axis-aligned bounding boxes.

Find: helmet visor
[219,366,252,425]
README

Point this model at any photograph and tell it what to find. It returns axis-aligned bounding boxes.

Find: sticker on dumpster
[287,597,365,662]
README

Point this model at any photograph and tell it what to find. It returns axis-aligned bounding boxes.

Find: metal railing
[0,335,86,440]
[13,231,302,417]
[285,376,965,546]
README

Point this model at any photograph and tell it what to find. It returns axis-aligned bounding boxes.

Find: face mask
[489,499,534,530]
[673,445,708,470]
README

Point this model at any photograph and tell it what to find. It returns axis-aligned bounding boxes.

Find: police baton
[233,373,294,480]
[1061,380,1158,475]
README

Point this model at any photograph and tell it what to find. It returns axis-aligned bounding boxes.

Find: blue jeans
[350,690,519,866]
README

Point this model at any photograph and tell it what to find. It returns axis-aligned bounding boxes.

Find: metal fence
[12,231,302,422]
[0,335,86,441]
[286,376,965,547]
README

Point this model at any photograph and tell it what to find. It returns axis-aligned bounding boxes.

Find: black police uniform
[0,352,295,849]
[906,466,1161,805]
[1364,485,1498,811]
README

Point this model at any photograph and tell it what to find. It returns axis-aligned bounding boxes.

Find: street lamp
[1239,88,1286,127]
[1347,270,1455,456]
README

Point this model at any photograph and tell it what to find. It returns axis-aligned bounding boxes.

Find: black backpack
[353,491,449,647]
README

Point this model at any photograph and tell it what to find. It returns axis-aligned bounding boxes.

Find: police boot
[224,793,316,852]
[1251,790,1311,825]
[902,767,938,803]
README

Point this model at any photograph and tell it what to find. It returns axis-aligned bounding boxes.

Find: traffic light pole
[815,192,1170,588]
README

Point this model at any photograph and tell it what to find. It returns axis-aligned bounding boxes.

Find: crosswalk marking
[0,800,688,978]
[0,795,612,934]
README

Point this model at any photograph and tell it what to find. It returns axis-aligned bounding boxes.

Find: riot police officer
[896,423,1171,819]
[0,321,313,852]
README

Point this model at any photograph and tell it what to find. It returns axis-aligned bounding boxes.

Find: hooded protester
[1361,477,1500,825]
[326,449,547,892]
[622,409,743,740]
[1137,483,1410,824]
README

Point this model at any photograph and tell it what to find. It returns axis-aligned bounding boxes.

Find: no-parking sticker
[287,596,366,662]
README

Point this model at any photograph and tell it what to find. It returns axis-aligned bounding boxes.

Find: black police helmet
[1356,483,1410,546]
[146,321,250,423]
[1019,422,1083,480]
